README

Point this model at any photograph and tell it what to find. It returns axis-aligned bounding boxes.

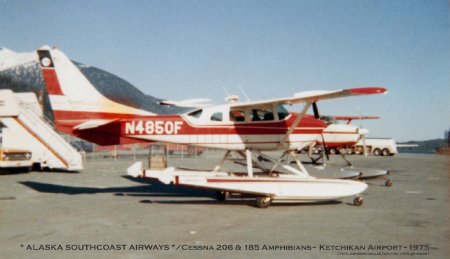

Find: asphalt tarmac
[0,153,448,258]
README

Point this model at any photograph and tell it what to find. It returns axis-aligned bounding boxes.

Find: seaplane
[37,46,387,208]
[299,115,392,186]
[317,115,379,156]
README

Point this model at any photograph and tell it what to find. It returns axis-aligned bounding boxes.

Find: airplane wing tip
[347,87,388,95]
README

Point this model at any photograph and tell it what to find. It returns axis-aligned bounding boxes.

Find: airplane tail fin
[36,46,153,124]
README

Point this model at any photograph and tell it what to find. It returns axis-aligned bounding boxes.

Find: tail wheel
[353,196,363,206]
[256,196,272,208]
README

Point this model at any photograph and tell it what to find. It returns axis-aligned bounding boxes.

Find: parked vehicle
[346,138,398,156]
[0,148,33,172]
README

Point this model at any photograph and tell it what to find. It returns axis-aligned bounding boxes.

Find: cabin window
[251,109,274,121]
[187,109,203,118]
[276,105,289,120]
[210,112,223,121]
[229,110,245,122]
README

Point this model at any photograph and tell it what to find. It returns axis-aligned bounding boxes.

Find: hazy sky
[1,0,448,141]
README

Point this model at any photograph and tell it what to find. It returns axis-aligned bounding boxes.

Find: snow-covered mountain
[0,47,183,118]
[0,47,36,71]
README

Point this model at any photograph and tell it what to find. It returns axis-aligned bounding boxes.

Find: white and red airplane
[301,115,391,185]
[318,115,379,151]
[37,46,387,208]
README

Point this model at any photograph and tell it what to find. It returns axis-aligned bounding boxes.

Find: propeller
[312,102,320,119]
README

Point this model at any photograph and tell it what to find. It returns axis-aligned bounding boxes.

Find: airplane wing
[159,98,212,108]
[333,116,380,120]
[229,87,387,110]
[227,87,386,149]
[327,115,380,124]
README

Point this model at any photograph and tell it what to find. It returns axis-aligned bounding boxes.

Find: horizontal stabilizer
[73,119,118,131]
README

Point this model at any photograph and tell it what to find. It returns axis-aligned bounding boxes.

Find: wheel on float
[256,196,272,208]
[216,191,229,201]
[339,148,347,154]
[385,180,392,187]
[353,196,363,206]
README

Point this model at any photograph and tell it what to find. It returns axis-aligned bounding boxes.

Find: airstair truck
[0,89,82,171]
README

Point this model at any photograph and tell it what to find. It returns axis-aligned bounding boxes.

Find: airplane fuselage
[317,124,363,148]
[55,110,326,151]
[121,113,325,151]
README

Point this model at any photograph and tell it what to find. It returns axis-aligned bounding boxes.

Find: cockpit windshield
[251,109,274,121]
[276,105,289,120]
[187,109,203,118]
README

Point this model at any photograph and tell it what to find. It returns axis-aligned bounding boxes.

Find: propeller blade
[312,102,320,119]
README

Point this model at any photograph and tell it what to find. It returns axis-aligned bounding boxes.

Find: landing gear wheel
[373,149,381,156]
[339,148,347,155]
[256,196,272,208]
[216,191,229,201]
[385,180,392,187]
[353,196,363,206]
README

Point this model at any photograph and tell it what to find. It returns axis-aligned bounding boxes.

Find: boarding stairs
[0,90,82,171]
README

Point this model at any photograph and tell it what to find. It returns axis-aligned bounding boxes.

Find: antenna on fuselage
[222,86,231,97]
[237,85,251,102]
[223,86,240,103]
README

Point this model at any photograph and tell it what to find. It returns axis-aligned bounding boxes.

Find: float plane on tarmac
[37,46,387,208]
[302,115,391,185]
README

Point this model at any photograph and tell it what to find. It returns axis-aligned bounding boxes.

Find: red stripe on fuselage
[119,114,326,135]
[52,110,326,136]
[41,68,64,96]
[51,110,326,146]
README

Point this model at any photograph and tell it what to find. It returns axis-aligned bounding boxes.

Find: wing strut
[279,102,312,149]
[246,149,254,178]
[213,150,231,172]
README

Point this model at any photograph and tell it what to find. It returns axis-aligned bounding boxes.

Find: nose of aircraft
[357,128,369,135]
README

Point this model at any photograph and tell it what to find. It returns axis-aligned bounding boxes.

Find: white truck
[347,138,398,156]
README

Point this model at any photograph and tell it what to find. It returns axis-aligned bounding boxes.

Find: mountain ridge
[0,47,184,118]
